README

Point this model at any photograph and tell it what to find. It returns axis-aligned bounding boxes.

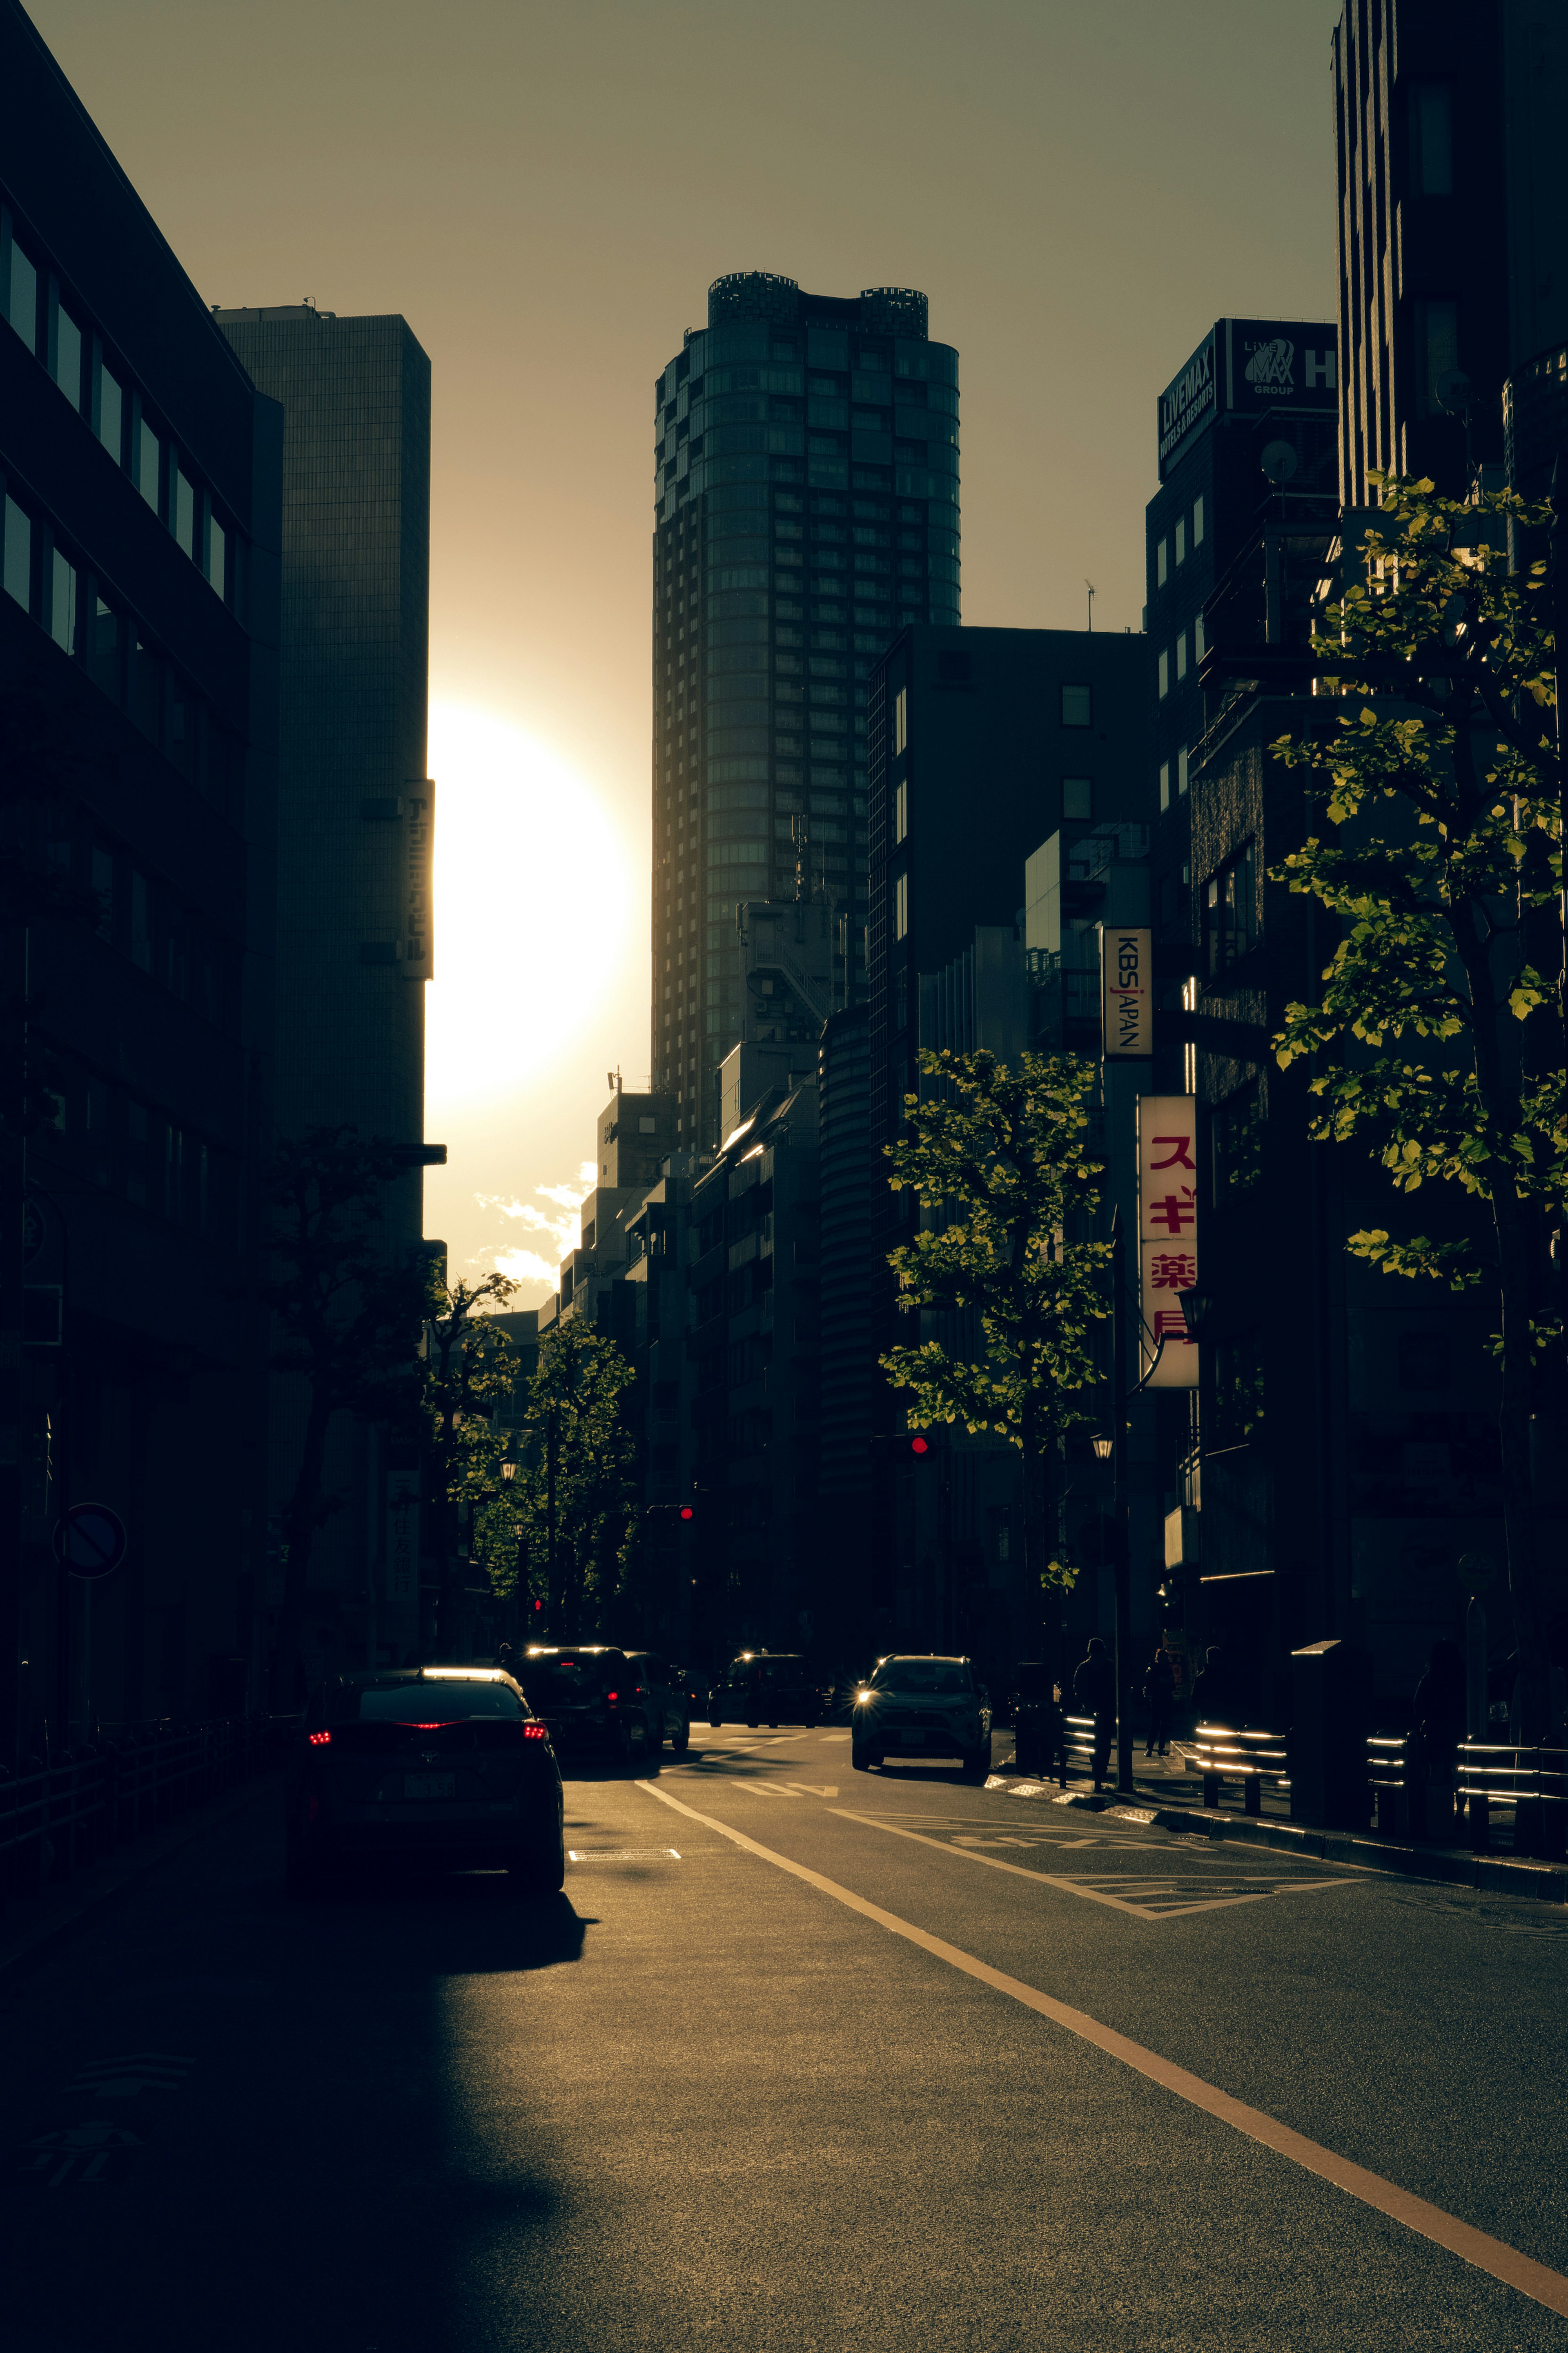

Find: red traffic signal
[531,1597,543,1614]
[679,1504,695,1521]
[909,1435,930,1456]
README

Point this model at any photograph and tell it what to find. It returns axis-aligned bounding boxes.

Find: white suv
[851,1655,992,1779]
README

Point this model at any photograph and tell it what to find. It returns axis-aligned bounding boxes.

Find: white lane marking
[830,1810,1359,1921]
[635,1778,1568,2322]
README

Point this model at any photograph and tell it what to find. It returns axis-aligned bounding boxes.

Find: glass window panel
[137,419,160,509]
[7,241,37,353]
[54,306,82,406]
[1060,683,1092,727]
[3,496,31,609]
[98,363,122,462]
[1412,83,1453,196]
[1156,538,1168,587]
[1175,519,1187,565]
[208,515,225,600]
[1193,495,1205,546]
[1062,776,1092,821]
[49,549,76,652]
[174,468,195,557]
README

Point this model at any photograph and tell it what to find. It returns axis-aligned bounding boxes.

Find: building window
[1175,518,1187,566]
[1414,299,1459,418]
[1062,777,1092,821]
[1176,631,1188,680]
[893,777,908,844]
[1205,841,1257,978]
[1156,538,1168,587]
[49,549,76,653]
[1157,650,1169,699]
[174,466,195,558]
[3,496,30,610]
[53,304,82,408]
[98,361,122,463]
[6,239,37,353]
[893,683,908,755]
[136,418,160,510]
[1214,1082,1263,1200]
[1195,611,1206,660]
[1178,745,1189,796]
[894,870,908,940]
[1159,761,1171,812]
[1061,683,1091,727]
[1410,83,1453,196]
[1193,495,1205,546]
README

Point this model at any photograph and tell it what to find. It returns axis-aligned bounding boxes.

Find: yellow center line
[636,1778,1568,2321]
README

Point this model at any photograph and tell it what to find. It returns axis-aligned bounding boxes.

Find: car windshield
[517,1655,620,1702]
[329,1678,527,1723]
[870,1659,973,1695]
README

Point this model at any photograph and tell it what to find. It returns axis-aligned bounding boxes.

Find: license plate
[403,1773,456,1800]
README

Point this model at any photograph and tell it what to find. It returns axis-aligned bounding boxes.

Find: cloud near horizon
[473,1161,597,1292]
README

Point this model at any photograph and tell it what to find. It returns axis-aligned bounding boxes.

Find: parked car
[514,1646,661,1771]
[851,1655,993,1778]
[622,1650,691,1753]
[708,1651,820,1728]
[285,1666,564,1898]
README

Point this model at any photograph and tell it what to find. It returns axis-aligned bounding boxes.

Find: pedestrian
[1191,1644,1235,1729]
[1072,1637,1116,1791]
[1143,1647,1175,1758]
[495,1641,516,1679]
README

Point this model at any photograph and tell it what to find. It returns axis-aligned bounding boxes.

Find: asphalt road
[3,1726,1568,2353]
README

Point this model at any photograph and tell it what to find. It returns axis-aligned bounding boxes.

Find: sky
[33,0,1344,1300]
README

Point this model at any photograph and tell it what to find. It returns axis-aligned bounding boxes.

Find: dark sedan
[514,1646,660,1771]
[707,1651,819,1729]
[285,1666,564,1898]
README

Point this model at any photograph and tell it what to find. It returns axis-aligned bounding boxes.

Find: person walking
[1073,1637,1116,1791]
[1143,1647,1175,1758]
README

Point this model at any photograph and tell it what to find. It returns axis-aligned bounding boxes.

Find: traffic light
[909,1435,930,1456]
[679,1504,695,1521]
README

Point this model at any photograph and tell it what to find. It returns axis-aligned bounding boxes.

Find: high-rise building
[0,4,281,1745]
[1334,0,1568,506]
[651,273,960,1155]
[213,303,435,1676]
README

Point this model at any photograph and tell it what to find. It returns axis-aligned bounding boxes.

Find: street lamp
[1176,1285,1214,1341]
[1091,1433,1113,1464]
[500,1459,516,1483]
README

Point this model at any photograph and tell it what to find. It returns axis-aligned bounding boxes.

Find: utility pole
[1110,1206,1134,1794]
[1086,579,1096,633]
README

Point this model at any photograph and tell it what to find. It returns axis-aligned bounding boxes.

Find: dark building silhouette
[651,273,959,1158]
[212,303,435,1676]
[0,1,281,1749]
[1334,0,1568,506]
[865,623,1151,1659]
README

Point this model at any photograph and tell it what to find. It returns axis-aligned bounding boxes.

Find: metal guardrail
[1194,1724,1289,1815]
[1458,1740,1568,1858]
[0,1717,277,1913]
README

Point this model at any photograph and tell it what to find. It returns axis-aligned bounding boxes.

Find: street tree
[421,1272,520,1659]
[881,1047,1112,1629]
[263,1129,429,1704]
[506,1316,639,1642]
[1271,471,1564,1742]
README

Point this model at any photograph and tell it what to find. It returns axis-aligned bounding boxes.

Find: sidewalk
[990,1740,1568,1905]
[0,1771,278,1977]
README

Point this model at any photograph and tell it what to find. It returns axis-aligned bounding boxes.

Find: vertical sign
[402,781,434,980]
[1101,927,1153,1058]
[385,1470,421,1663]
[1137,1094,1198,1388]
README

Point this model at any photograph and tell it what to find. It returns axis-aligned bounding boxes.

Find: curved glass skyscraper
[651,273,959,1149]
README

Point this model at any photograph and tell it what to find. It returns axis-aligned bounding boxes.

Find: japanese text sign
[1101,927,1153,1059]
[1137,1095,1198,1388]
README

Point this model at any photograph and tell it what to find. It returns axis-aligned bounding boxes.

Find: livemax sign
[1101,926,1153,1058]
[1157,316,1339,482]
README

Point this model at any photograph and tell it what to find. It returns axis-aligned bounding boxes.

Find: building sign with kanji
[1101,927,1153,1059]
[1137,1094,1198,1388]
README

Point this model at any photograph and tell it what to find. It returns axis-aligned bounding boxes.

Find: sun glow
[425,701,632,1109]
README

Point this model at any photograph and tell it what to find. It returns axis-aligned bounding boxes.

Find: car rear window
[325,1679,528,1724]
[518,1655,620,1702]
[871,1659,973,1695]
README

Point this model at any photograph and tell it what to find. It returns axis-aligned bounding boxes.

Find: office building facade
[0,2,281,1748]
[214,303,434,1677]
[651,272,960,1156]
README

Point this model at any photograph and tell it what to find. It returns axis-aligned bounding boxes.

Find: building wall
[0,4,281,1745]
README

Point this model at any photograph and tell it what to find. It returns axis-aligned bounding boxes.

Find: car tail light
[523,1723,548,1741]
[308,1730,332,1746]
[606,1691,619,1704]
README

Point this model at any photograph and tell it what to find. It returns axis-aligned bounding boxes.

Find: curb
[0,1772,279,1976]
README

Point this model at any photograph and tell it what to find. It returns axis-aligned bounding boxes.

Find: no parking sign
[53,1503,127,1580]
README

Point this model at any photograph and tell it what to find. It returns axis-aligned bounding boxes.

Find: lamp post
[1098,1207,1167,1794]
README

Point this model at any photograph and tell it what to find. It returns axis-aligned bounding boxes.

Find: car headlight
[855,1690,874,1706]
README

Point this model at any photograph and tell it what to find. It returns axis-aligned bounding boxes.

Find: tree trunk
[1493,1185,1548,1746]
[273,1389,334,1711]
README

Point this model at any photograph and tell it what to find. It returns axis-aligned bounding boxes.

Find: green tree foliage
[262,1129,429,1702]
[421,1271,520,1658]
[505,1317,639,1642]
[1271,473,1563,1739]
[881,1048,1111,1610]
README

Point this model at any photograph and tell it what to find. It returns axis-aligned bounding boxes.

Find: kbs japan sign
[1101,927,1153,1058]
[1138,1095,1198,1388]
